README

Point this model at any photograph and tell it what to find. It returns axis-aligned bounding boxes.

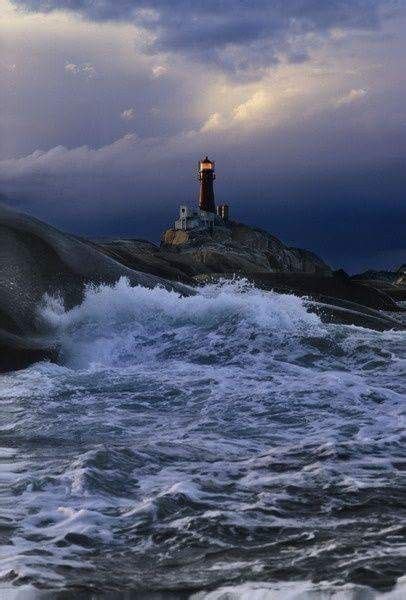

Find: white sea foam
[191,577,406,600]
[39,276,324,369]
[0,278,404,595]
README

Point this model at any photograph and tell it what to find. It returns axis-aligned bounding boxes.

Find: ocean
[0,278,405,599]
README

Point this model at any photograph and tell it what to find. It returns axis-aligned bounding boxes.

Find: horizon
[0,0,405,273]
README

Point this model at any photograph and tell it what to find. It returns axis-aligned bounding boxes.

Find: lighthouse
[173,156,229,231]
[198,156,216,213]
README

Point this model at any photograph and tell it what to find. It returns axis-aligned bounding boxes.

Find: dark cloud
[1,106,405,273]
[10,0,396,74]
[2,1,405,272]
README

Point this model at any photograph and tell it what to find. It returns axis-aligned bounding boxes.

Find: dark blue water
[0,279,405,599]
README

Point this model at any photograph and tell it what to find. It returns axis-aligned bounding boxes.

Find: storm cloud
[1,0,405,272]
[10,0,398,75]
[1,102,405,272]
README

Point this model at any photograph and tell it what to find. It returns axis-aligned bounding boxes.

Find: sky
[0,0,405,273]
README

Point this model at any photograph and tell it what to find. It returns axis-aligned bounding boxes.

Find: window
[200,162,213,171]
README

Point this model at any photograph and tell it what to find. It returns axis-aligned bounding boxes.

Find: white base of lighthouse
[174,205,228,232]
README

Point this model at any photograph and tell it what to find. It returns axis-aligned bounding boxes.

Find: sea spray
[39,276,324,369]
[0,279,404,595]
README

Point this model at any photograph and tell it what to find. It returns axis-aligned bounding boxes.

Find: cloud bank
[1,0,405,271]
[11,0,397,75]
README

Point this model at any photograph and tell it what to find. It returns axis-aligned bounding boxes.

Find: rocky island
[0,158,404,372]
[96,157,405,318]
[0,201,404,374]
[96,219,330,284]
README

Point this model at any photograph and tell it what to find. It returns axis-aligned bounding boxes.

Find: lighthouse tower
[173,156,229,232]
[198,156,216,213]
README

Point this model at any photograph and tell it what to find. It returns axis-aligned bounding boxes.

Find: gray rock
[0,205,403,372]
[0,204,192,371]
[395,264,406,286]
[352,265,406,302]
[160,221,331,276]
[99,223,403,326]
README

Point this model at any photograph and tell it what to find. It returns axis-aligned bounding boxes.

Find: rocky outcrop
[93,238,195,284]
[239,272,401,312]
[98,223,402,314]
[395,264,406,286]
[161,221,331,276]
[352,265,406,302]
[0,205,403,372]
[352,270,398,284]
[0,204,192,372]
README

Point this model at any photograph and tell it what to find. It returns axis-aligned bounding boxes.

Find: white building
[174,205,225,231]
[173,157,229,232]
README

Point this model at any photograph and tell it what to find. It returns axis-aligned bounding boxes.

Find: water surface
[0,279,405,598]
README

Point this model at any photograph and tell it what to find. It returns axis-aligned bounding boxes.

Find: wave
[193,577,406,600]
[1,577,405,599]
[39,276,325,369]
[0,278,404,595]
